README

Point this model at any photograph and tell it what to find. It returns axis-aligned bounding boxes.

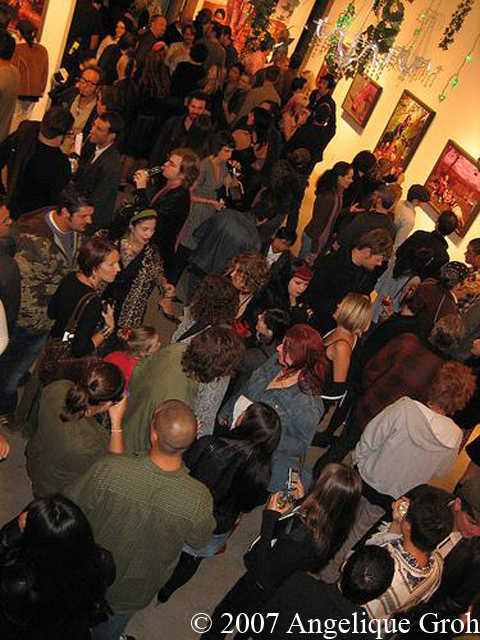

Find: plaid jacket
[355,333,444,429]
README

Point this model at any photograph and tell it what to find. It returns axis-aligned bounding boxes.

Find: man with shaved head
[66,400,215,639]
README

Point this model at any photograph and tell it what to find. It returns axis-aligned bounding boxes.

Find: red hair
[282,324,327,395]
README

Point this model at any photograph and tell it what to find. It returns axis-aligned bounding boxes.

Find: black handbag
[39,291,101,386]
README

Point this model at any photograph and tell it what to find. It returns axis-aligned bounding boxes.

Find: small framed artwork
[6,0,50,40]
[342,73,382,128]
[424,140,480,237]
[374,90,435,175]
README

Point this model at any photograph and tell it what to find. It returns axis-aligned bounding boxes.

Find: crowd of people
[0,1,479,639]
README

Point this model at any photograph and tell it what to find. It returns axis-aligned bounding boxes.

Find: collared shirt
[91,142,114,164]
[266,245,282,267]
[45,210,75,267]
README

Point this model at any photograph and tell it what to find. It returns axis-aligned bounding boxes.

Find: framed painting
[6,0,49,39]
[342,73,382,128]
[374,90,435,174]
[425,140,480,238]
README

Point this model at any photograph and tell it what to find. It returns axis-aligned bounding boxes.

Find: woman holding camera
[201,463,362,639]
[26,361,126,497]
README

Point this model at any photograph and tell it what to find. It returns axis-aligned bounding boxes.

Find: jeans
[298,232,312,261]
[0,326,48,415]
[91,613,132,640]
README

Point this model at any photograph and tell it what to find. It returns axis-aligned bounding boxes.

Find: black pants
[159,552,202,601]
[312,412,363,479]
[168,245,192,286]
[201,573,267,640]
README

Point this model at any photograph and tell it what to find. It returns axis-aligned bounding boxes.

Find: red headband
[293,265,313,282]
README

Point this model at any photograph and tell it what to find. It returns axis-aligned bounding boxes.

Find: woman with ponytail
[26,362,127,497]
[10,19,49,128]
[218,324,327,492]
[299,161,354,262]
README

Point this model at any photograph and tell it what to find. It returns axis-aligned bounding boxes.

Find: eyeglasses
[79,77,99,87]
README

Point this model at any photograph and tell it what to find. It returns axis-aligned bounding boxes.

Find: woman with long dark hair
[157,402,282,602]
[0,494,115,640]
[201,463,362,639]
[123,47,171,171]
[26,361,126,497]
[299,161,354,261]
[219,323,326,491]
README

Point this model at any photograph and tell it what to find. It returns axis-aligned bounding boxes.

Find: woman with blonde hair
[281,93,310,142]
[323,293,372,395]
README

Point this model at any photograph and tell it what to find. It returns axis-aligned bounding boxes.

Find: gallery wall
[31,0,77,121]
[296,0,480,260]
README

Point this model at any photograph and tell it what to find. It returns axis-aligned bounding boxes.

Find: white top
[266,245,282,267]
[393,199,416,249]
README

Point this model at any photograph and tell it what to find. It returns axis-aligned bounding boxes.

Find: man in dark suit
[136,14,167,76]
[75,111,123,233]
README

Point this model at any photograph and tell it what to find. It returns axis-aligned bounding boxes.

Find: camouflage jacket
[16,208,81,332]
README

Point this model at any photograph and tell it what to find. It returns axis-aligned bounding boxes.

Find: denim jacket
[219,355,324,492]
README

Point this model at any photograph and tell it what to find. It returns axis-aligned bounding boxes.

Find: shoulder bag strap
[433,294,447,325]
[65,291,99,333]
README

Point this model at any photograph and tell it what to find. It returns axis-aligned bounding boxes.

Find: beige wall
[298,0,480,260]
[32,0,77,121]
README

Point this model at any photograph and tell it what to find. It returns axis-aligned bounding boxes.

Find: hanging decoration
[438,32,480,101]
[312,0,442,84]
[324,2,356,72]
[246,0,279,49]
[366,0,405,54]
[439,0,476,50]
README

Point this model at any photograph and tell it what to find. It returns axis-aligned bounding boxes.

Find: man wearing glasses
[57,64,102,153]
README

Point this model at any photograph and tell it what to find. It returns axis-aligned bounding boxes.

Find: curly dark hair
[190,274,239,325]
[227,252,270,295]
[182,326,245,383]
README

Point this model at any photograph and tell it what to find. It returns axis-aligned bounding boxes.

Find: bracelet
[102,325,114,339]
[111,429,123,433]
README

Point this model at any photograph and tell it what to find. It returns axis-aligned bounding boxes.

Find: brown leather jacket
[11,42,49,98]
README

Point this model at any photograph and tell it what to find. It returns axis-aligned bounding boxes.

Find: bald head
[151,400,197,456]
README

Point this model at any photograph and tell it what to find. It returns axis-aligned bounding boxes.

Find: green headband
[130,209,158,223]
